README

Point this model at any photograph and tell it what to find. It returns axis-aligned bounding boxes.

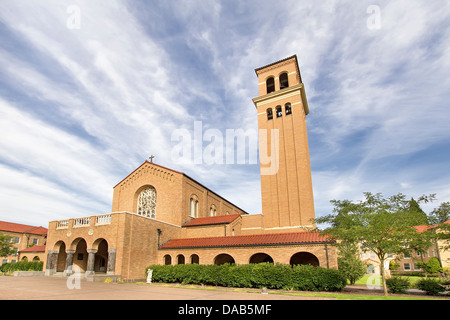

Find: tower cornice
[252,83,309,115]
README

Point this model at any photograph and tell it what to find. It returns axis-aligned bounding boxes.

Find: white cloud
[0,98,114,201]
[0,164,107,227]
[0,0,194,160]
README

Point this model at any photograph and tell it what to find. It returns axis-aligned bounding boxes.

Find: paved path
[0,276,333,300]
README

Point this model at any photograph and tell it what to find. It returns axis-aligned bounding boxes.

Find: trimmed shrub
[291,265,347,292]
[145,263,347,292]
[311,267,347,292]
[386,277,410,294]
[291,265,316,291]
[250,263,292,289]
[0,261,43,273]
[416,278,446,296]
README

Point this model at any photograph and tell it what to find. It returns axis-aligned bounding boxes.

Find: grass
[276,291,435,300]
[355,275,434,287]
[135,280,446,300]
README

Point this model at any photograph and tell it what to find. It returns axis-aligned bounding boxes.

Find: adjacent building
[0,220,47,264]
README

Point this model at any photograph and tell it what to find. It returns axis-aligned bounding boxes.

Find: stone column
[45,250,58,276]
[64,250,75,276]
[107,248,116,275]
[85,249,97,276]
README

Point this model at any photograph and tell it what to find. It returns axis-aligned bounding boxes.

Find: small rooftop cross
[149,155,155,163]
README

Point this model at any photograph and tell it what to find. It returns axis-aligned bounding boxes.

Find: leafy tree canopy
[314,192,438,296]
[0,233,15,258]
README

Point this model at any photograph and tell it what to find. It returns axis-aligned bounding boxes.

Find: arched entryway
[54,241,66,272]
[290,252,320,267]
[93,239,108,273]
[71,238,88,272]
[249,253,274,264]
[214,254,235,265]
[45,241,67,275]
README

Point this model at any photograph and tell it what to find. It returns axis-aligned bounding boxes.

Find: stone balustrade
[54,214,112,229]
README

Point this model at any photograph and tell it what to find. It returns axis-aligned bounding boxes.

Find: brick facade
[158,243,337,269]
[253,55,315,231]
[44,55,338,281]
[0,221,47,265]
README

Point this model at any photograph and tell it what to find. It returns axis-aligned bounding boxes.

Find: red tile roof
[414,225,433,233]
[0,221,47,235]
[19,245,46,253]
[415,220,450,233]
[161,231,331,249]
[183,214,241,227]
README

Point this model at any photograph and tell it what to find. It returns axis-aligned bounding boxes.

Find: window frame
[266,77,275,94]
[279,72,289,89]
[137,186,157,219]
[285,103,292,115]
[276,106,283,118]
[266,108,273,120]
[190,195,199,218]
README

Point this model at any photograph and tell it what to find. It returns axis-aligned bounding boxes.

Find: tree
[417,257,442,277]
[408,198,428,225]
[337,242,367,285]
[0,233,15,258]
[315,192,437,296]
[428,202,450,225]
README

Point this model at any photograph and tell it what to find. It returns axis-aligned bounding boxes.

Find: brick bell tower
[252,55,315,232]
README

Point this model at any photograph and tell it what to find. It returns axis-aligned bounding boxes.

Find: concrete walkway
[0,276,333,300]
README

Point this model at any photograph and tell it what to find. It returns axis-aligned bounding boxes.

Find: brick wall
[158,243,338,269]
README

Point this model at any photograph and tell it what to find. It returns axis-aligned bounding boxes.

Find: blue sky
[0,0,449,227]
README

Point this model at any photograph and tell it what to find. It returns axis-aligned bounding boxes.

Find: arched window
[279,72,289,89]
[137,186,157,218]
[285,103,292,115]
[190,195,198,218]
[190,254,199,264]
[266,77,275,94]
[249,253,274,264]
[164,255,172,265]
[267,108,273,120]
[290,252,320,267]
[210,204,217,217]
[214,254,235,266]
[177,254,185,265]
[276,106,283,118]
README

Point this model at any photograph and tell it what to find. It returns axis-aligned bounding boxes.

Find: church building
[44,56,337,281]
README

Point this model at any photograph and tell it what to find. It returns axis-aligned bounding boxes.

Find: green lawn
[137,280,447,300]
[355,275,430,287]
[276,291,435,300]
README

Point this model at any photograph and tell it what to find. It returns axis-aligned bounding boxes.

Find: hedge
[0,261,43,273]
[146,263,347,292]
